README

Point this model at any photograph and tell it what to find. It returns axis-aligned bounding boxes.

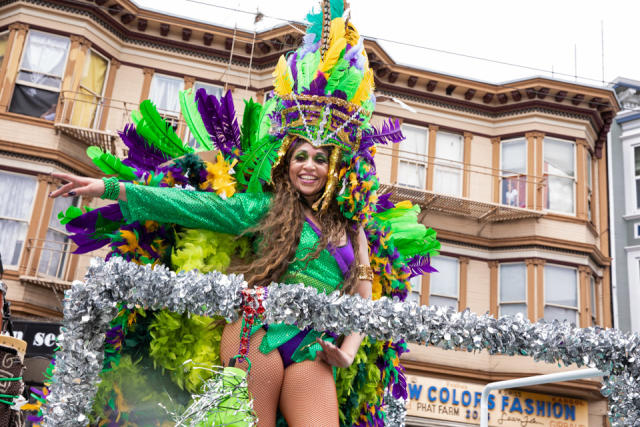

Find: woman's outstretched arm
[49,172,271,233]
[316,226,372,368]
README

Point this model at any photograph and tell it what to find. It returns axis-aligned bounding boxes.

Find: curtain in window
[429,257,458,309]
[71,50,109,128]
[544,139,575,213]
[0,172,37,267]
[0,32,8,69]
[499,264,526,316]
[406,275,422,304]
[18,31,70,88]
[398,126,428,188]
[38,196,76,278]
[434,132,462,196]
[149,74,183,115]
[544,265,578,323]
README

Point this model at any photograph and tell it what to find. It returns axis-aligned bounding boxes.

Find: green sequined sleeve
[119,183,271,234]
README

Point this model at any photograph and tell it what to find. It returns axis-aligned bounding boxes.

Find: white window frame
[543,137,576,215]
[397,123,428,189]
[14,30,70,94]
[543,264,579,324]
[500,137,528,208]
[433,131,463,196]
[428,256,459,309]
[0,170,38,268]
[498,262,527,317]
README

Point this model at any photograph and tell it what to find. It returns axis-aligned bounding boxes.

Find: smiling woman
[288,143,330,202]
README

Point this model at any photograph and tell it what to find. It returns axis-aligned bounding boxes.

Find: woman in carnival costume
[46,1,440,425]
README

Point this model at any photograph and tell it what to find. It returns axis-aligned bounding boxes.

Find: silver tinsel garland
[42,258,640,426]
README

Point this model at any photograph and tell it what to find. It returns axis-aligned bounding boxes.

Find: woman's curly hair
[236,144,360,295]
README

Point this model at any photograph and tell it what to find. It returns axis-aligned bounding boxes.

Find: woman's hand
[316,338,356,368]
[49,172,106,199]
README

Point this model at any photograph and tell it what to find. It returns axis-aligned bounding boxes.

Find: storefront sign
[10,320,62,357]
[406,375,589,427]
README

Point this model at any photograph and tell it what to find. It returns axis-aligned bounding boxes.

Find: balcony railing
[19,238,84,292]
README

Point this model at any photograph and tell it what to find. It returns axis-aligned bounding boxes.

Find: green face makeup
[293,149,328,166]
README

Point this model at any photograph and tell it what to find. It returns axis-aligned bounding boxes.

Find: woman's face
[288,142,330,201]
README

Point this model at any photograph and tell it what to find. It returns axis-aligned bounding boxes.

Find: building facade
[0,0,618,425]
[609,77,640,333]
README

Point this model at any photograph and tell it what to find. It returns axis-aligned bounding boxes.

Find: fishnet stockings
[220,320,339,427]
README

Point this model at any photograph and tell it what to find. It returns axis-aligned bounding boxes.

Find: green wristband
[101,177,120,200]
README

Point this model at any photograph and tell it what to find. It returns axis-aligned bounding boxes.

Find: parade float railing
[39,258,640,426]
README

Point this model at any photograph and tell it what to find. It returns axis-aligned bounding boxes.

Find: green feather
[296,50,321,92]
[179,89,212,151]
[335,67,363,100]
[257,97,277,142]
[133,100,193,159]
[325,57,349,94]
[240,99,262,153]
[236,136,281,193]
[86,146,137,180]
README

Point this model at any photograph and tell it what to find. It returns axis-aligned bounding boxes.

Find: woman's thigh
[279,359,339,427]
[220,320,284,427]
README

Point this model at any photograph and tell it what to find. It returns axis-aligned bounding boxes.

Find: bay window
[501,138,527,208]
[499,263,527,317]
[0,171,37,268]
[543,138,575,214]
[149,73,183,129]
[397,124,428,189]
[544,264,578,323]
[433,131,463,196]
[70,49,109,128]
[9,31,70,119]
[429,256,459,309]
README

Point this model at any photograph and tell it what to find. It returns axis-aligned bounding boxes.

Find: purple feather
[362,118,405,146]
[375,193,395,212]
[407,254,438,278]
[119,124,168,173]
[289,52,298,87]
[196,88,241,156]
[304,72,327,96]
[222,91,241,151]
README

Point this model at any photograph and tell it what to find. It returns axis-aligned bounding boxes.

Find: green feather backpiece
[179,88,213,151]
[86,146,137,180]
[240,98,262,153]
[296,50,321,92]
[132,100,193,159]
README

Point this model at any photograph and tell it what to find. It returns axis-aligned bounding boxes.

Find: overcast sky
[133,0,640,88]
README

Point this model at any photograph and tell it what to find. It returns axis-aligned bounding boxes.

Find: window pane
[0,220,28,267]
[18,31,70,87]
[590,276,596,324]
[71,50,109,128]
[407,275,422,304]
[500,303,527,317]
[9,84,59,119]
[544,138,574,177]
[544,306,577,324]
[429,295,457,310]
[545,265,577,307]
[500,264,526,302]
[80,50,108,95]
[502,176,526,207]
[0,32,8,69]
[0,171,37,219]
[546,175,574,213]
[434,166,461,196]
[398,162,426,188]
[435,132,462,162]
[430,257,458,297]
[636,179,640,210]
[49,195,77,232]
[635,146,640,177]
[38,229,69,278]
[502,139,526,174]
[149,74,183,115]
[401,125,428,160]
[194,81,222,97]
[586,151,592,190]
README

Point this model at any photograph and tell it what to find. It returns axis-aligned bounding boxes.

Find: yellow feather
[272,55,293,96]
[345,22,359,46]
[319,18,347,74]
[351,68,374,106]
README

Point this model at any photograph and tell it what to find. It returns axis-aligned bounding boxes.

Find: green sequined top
[119,183,344,363]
